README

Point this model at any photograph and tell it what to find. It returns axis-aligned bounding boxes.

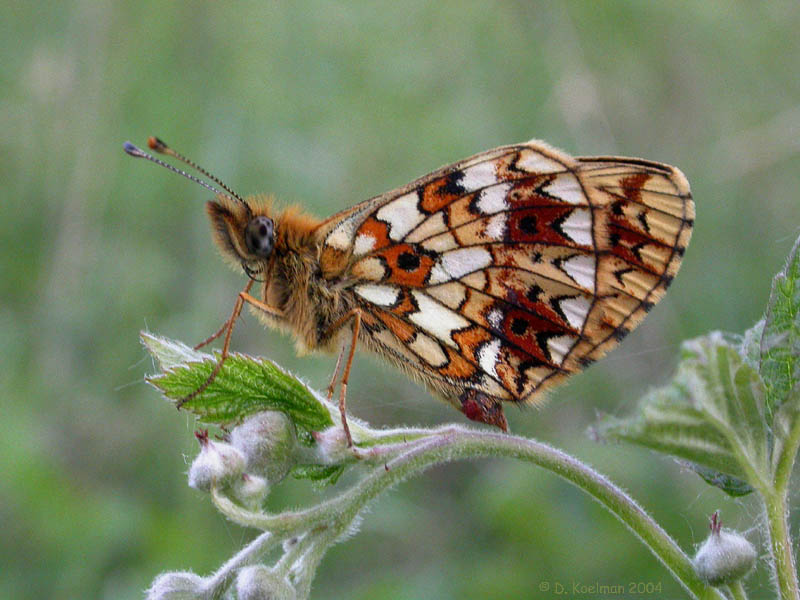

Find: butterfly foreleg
[194,279,255,351]
[326,344,346,401]
[177,280,285,409]
[323,308,363,447]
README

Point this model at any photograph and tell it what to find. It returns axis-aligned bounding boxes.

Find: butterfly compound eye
[244,216,275,258]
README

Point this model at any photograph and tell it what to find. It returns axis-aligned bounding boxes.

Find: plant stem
[216,426,725,600]
[762,490,800,600]
[774,408,800,494]
[205,531,277,599]
[728,580,748,600]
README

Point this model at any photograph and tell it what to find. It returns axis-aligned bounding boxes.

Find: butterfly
[125,137,693,445]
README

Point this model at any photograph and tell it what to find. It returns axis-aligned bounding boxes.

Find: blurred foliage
[2,1,800,598]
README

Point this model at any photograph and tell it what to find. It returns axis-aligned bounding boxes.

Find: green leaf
[760,236,800,415]
[685,462,754,497]
[291,464,345,487]
[141,333,334,435]
[596,333,768,494]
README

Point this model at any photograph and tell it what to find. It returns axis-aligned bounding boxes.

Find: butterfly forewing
[318,140,693,423]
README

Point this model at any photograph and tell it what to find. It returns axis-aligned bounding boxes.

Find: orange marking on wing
[358,217,392,252]
[420,175,462,214]
[439,347,477,379]
[506,177,563,209]
[493,270,571,330]
[374,244,434,288]
[375,309,416,342]
[607,221,667,272]
[452,326,492,363]
[387,289,417,316]
[500,308,566,362]
[506,206,575,244]
[619,173,651,203]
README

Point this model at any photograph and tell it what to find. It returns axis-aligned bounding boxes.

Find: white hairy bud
[235,565,297,600]
[232,473,270,509]
[188,429,246,492]
[693,511,756,586]
[311,425,350,464]
[146,571,208,599]
[230,411,299,483]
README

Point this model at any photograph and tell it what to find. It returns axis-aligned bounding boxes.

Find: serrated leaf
[141,331,207,370]
[760,235,800,415]
[142,333,334,434]
[597,333,769,492]
[598,384,748,481]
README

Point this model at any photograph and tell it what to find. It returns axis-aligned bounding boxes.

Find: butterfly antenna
[123,142,228,198]
[147,136,247,205]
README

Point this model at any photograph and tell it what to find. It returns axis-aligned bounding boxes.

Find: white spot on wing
[560,208,593,246]
[485,213,507,240]
[429,247,493,284]
[353,233,376,256]
[409,291,469,347]
[558,296,591,331]
[376,191,424,241]
[478,338,501,378]
[562,254,596,291]
[326,220,357,250]
[544,173,586,205]
[354,284,400,306]
[476,182,512,214]
[487,308,503,329]
[547,334,576,364]
[516,149,566,174]
[461,161,498,191]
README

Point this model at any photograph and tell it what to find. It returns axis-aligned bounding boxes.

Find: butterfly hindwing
[317,141,693,428]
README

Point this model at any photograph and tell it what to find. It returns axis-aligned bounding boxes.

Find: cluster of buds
[188,411,304,508]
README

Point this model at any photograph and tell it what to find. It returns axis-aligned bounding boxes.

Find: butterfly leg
[323,308,363,447]
[327,344,346,400]
[177,281,284,409]
[194,280,255,351]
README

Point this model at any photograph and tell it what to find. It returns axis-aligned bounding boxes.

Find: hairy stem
[762,490,800,600]
[216,426,724,600]
[205,531,277,598]
[774,408,800,494]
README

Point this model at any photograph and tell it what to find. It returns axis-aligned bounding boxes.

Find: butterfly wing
[316,140,693,429]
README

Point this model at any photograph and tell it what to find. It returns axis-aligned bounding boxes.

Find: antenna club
[123,141,144,157]
[148,136,168,152]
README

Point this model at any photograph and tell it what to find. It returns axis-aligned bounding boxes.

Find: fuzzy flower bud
[188,429,246,491]
[235,565,297,600]
[693,511,756,586]
[311,425,350,464]
[146,571,208,600]
[229,411,299,483]
[232,473,270,509]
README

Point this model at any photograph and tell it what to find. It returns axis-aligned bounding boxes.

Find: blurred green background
[3,2,800,598]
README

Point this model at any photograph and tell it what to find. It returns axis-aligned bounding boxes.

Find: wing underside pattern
[319,141,693,427]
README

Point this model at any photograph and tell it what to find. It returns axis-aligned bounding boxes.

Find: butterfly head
[206,195,279,279]
[123,136,319,282]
